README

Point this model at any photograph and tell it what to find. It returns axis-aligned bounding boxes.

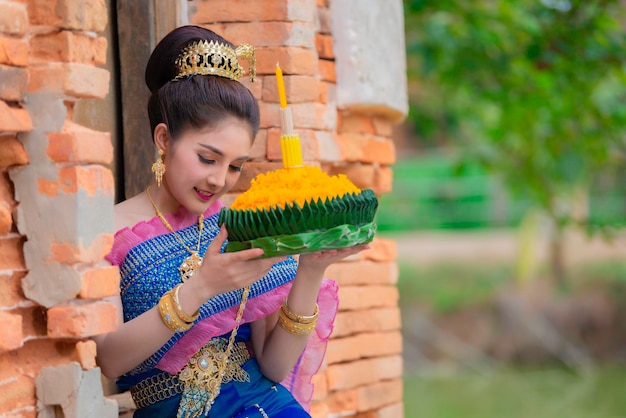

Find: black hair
[145,25,260,140]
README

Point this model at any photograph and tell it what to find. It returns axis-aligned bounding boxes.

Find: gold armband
[277,299,319,336]
[158,290,193,333]
[172,284,200,323]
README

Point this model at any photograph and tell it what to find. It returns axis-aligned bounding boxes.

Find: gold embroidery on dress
[177,337,251,417]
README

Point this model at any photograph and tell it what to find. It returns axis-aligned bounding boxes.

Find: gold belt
[130,339,252,410]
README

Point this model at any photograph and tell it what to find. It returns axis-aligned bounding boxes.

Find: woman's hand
[297,243,370,276]
[183,225,286,306]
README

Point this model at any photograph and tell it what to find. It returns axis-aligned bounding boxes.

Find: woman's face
[160,117,253,214]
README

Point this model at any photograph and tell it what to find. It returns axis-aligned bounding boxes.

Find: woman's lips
[194,187,214,201]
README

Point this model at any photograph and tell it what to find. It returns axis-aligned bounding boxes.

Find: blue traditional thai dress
[105,200,339,417]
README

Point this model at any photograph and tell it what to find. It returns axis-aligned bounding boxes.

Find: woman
[93,25,366,417]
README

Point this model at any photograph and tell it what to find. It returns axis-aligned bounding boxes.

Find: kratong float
[218,64,379,257]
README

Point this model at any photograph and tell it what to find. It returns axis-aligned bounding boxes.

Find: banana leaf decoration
[218,189,379,257]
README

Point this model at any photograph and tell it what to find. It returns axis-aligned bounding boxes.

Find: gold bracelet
[281,298,319,324]
[172,284,199,323]
[158,290,192,333]
[278,309,317,336]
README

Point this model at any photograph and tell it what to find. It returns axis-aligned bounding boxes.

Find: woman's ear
[153,123,170,153]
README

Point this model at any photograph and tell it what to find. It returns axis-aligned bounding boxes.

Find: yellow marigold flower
[231,166,361,211]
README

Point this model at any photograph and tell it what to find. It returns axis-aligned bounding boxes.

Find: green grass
[404,367,626,418]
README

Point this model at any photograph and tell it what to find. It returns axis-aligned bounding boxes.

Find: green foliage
[404,367,626,418]
[404,0,626,230]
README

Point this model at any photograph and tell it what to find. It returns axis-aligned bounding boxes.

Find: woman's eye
[229,165,243,172]
[198,155,215,164]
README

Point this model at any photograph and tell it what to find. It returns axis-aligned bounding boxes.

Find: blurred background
[382,1,626,416]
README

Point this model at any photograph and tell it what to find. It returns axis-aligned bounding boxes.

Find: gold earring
[152,149,166,187]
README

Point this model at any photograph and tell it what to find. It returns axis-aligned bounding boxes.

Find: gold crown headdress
[173,40,256,82]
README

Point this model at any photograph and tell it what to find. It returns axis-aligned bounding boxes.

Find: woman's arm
[93,227,285,379]
[250,245,368,382]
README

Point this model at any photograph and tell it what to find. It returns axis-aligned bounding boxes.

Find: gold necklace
[146,186,204,282]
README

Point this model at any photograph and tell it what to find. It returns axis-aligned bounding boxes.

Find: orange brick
[0,37,29,67]
[0,102,32,132]
[259,101,280,130]
[0,202,12,235]
[0,235,25,270]
[0,375,35,413]
[249,129,268,160]
[318,80,331,104]
[353,411,378,418]
[0,173,15,205]
[363,402,404,418]
[263,74,321,105]
[46,120,113,164]
[26,0,108,32]
[231,161,284,192]
[316,132,341,162]
[47,301,118,338]
[372,117,394,137]
[28,63,110,99]
[0,340,76,381]
[30,31,107,65]
[0,1,28,36]
[19,306,47,340]
[326,331,402,365]
[326,355,402,391]
[267,128,319,162]
[334,134,396,165]
[48,233,114,265]
[0,310,23,352]
[38,165,114,197]
[356,379,403,412]
[256,47,318,76]
[0,64,29,102]
[337,285,399,311]
[79,265,120,299]
[0,135,28,168]
[326,163,376,190]
[0,271,26,308]
[338,113,377,135]
[373,165,393,195]
[324,388,358,414]
[74,340,97,369]
[191,0,316,23]
[311,370,328,401]
[361,238,397,262]
[315,34,334,59]
[266,128,282,161]
[325,261,398,286]
[309,401,329,418]
[318,59,335,83]
[332,307,401,338]
[318,4,331,34]
[208,21,315,48]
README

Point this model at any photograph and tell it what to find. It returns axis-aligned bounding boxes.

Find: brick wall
[0,0,117,417]
[190,0,406,416]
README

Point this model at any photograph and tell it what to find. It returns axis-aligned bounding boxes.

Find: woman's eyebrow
[198,143,223,156]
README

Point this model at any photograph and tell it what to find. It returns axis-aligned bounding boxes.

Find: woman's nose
[206,167,227,190]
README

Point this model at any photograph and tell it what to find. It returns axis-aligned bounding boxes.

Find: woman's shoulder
[114,192,155,232]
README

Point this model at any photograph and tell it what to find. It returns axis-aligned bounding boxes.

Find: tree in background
[404,0,626,282]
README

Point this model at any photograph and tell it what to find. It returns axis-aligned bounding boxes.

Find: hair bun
[145,25,234,93]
